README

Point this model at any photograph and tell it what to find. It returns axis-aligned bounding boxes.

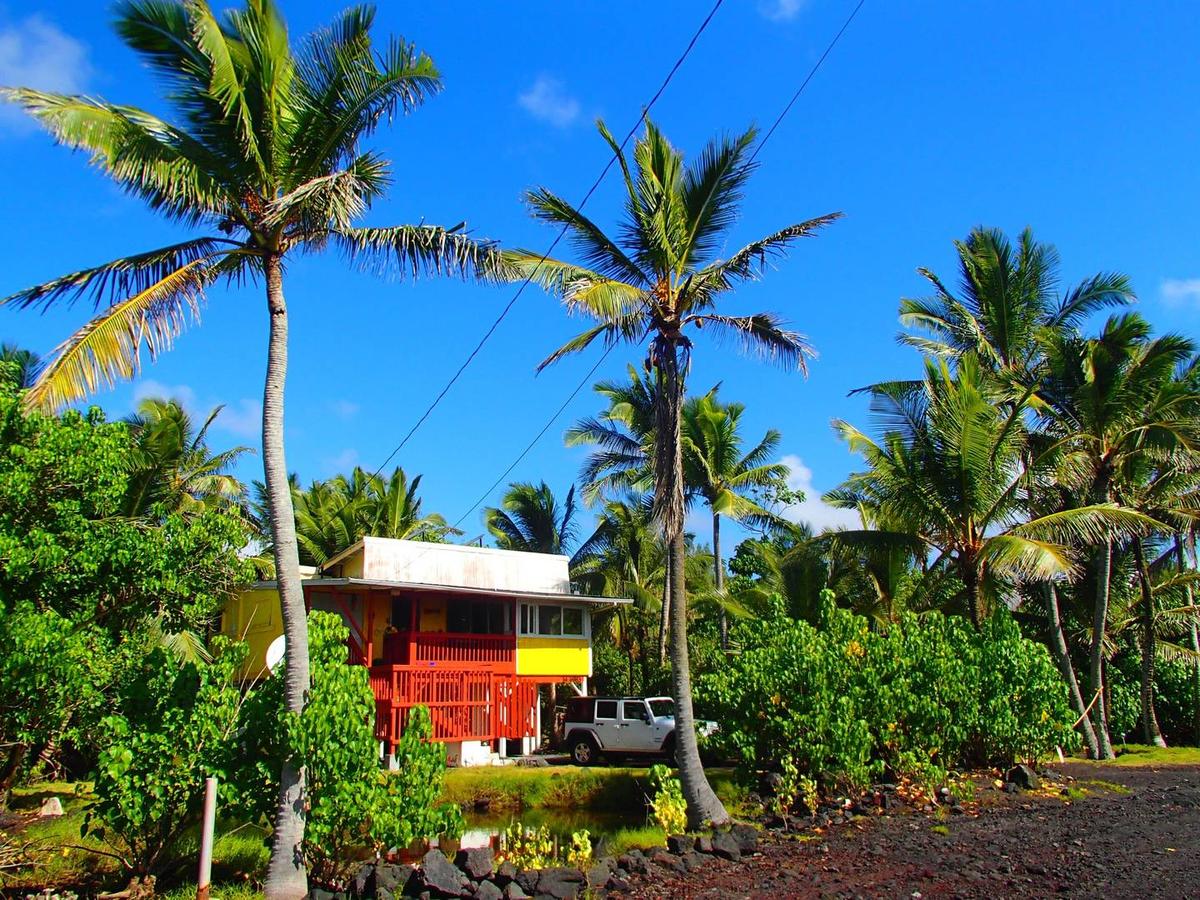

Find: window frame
[518,602,590,639]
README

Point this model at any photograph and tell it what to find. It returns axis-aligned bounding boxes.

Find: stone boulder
[666,834,691,855]
[501,883,529,900]
[1006,764,1041,791]
[471,881,503,900]
[710,831,741,862]
[730,824,758,854]
[534,867,585,900]
[455,848,495,881]
[418,849,472,897]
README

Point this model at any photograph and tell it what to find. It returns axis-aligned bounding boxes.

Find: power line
[439,0,868,533]
[749,0,866,164]
[447,345,615,534]
[357,0,726,485]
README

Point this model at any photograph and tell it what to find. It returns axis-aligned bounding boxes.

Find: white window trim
[518,602,591,640]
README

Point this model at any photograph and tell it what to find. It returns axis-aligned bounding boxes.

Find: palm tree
[508,119,839,827]
[123,397,249,517]
[2,4,503,894]
[897,226,1132,385]
[485,482,579,556]
[291,466,456,567]
[682,389,788,648]
[0,344,41,389]
[1038,314,1197,757]
[827,354,1149,628]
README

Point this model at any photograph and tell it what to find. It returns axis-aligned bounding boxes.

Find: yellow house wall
[221,587,282,678]
[516,637,591,677]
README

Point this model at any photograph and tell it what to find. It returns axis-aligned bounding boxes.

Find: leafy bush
[232,611,461,887]
[697,591,1077,792]
[647,765,686,835]
[87,641,246,876]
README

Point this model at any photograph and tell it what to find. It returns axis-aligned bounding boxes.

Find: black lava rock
[456,848,495,881]
[419,849,471,898]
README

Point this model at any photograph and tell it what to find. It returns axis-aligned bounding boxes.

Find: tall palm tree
[123,397,248,517]
[2,4,503,894]
[566,367,682,664]
[508,119,839,827]
[682,389,788,648]
[827,354,1149,628]
[897,226,1132,385]
[1038,314,1197,757]
[484,481,608,572]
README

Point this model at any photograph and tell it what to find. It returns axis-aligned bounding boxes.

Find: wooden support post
[197,776,217,900]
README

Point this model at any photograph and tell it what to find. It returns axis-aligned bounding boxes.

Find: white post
[197,777,217,900]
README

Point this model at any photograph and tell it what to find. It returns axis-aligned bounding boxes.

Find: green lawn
[2,782,267,898]
[1076,744,1200,767]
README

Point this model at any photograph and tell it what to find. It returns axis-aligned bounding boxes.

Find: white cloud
[778,454,860,533]
[130,379,262,440]
[214,399,263,440]
[1161,278,1200,309]
[132,379,197,411]
[758,0,809,22]
[517,75,581,128]
[324,448,359,474]
[0,15,92,133]
[330,399,360,420]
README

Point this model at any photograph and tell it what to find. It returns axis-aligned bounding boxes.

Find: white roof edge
[304,576,632,605]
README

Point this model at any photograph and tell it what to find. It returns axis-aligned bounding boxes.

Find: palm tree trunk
[654,344,729,829]
[261,254,311,900]
[1089,537,1116,759]
[1132,537,1167,747]
[1046,584,1099,757]
[962,560,982,629]
[714,510,728,651]
[1179,536,1200,746]
[658,562,670,666]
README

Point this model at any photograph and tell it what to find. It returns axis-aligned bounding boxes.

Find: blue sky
[2,0,1199,550]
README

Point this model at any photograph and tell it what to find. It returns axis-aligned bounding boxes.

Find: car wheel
[571,734,600,766]
[662,734,678,766]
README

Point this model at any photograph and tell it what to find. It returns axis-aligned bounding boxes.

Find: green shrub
[697,590,1077,792]
[232,611,461,888]
[647,765,686,835]
[86,640,246,877]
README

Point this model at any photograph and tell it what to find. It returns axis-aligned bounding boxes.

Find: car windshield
[648,699,674,718]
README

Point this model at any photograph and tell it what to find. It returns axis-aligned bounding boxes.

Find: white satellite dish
[265,635,286,672]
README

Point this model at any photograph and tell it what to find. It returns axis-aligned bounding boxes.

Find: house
[220,536,630,766]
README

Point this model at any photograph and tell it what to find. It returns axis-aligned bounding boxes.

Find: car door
[592,699,620,749]
[617,700,656,752]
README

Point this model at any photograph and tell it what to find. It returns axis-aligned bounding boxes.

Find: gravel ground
[624,763,1200,899]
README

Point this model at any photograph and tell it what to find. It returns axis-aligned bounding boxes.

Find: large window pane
[539,605,562,635]
[563,607,584,636]
[595,700,618,720]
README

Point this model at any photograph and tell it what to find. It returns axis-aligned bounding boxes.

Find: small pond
[394,808,655,863]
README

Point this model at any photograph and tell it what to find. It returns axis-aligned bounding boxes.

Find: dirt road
[626,764,1200,899]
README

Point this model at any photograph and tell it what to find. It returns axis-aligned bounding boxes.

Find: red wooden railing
[381,632,515,670]
[369,665,544,747]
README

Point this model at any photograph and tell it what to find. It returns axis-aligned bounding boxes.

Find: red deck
[370,666,550,746]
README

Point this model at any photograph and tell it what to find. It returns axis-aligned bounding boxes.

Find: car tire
[571,733,600,766]
[662,734,678,766]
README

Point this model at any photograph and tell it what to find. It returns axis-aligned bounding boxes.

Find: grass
[929,824,950,836]
[2,782,267,897]
[1076,779,1132,795]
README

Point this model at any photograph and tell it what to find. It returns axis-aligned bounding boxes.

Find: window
[446,599,510,635]
[623,701,649,722]
[649,698,674,719]
[520,603,588,637]
[538,605,562,636]
[595,700,618,720]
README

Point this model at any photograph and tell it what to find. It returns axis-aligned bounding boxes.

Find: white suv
[560,696,686,765]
